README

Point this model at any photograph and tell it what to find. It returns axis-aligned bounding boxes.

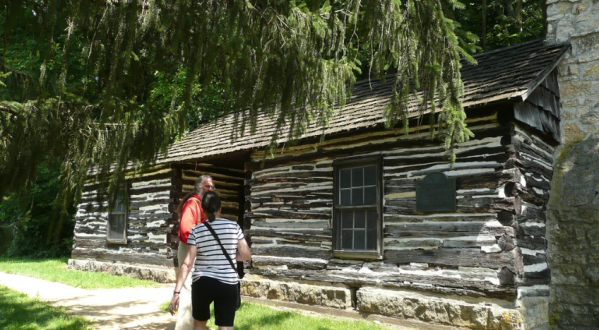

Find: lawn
[160,301,397,330]
[0,285,92,330]
[0,258,159,289]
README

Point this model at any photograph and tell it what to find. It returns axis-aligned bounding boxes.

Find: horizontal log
[516,236,546,250]
[71,248,171,267]
[383,195,517,214]
[384,248,515,269]
[175,163,244,177]
[73,238,106,249]
[250,220,330,230]
[252,256,328,270]
[252,245,331,259]
[248,229,332,242]
[249,210,331,220]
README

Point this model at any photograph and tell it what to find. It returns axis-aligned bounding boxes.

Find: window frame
[106,186,129,245]
[332,156,383,260]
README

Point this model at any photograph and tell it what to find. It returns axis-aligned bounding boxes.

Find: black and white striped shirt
[187,218,244,285]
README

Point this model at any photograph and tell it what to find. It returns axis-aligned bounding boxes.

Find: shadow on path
[0,272,176,329]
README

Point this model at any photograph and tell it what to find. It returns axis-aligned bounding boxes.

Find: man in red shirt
[175,174,215,330]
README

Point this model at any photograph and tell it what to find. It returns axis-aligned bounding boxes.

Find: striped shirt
[187,218,244,285]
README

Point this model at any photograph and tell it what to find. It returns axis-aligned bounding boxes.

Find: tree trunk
[482,0,487,50]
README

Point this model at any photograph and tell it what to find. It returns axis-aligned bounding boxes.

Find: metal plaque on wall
[416,172,456,213]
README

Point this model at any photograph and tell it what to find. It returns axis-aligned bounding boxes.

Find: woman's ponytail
[201,191,221,223]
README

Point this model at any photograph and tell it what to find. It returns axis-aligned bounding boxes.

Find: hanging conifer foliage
[0,0,474,205]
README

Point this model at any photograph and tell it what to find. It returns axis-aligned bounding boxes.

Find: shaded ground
[0,272,175,329]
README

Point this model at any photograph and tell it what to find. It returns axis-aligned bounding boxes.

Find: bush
[0,161,75,258]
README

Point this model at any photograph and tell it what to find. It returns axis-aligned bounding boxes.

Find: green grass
[160,301,396,330]
[0,285,92,330]
[0,258,159,289]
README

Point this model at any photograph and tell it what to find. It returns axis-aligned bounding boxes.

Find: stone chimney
[545,1,599,329]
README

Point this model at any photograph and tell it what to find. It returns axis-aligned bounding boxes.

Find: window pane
[340,169,351,188]
[340,189,351,206]
[341,211,353,229]
[352,188,363,205]
[109,214,125,240]
[367,210,378,229]
[352,168,363,187]
[364,165,377,186]
[341,230,353,249]
[367,228,377,250]
[355,211,366,228]
[364,186,377,205]
[354,230,366,250]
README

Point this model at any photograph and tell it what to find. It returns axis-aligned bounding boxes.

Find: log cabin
[69,39,569,329]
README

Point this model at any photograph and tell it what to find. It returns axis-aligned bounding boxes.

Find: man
[175,174,215,330]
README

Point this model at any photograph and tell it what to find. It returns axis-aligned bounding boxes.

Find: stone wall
[546,0,599,328]
[547,140,599,328]
[546,0,599,143]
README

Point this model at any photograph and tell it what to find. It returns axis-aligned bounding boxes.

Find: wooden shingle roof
[161,39,569,164]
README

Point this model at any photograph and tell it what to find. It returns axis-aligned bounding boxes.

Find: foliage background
[0,0,547,258]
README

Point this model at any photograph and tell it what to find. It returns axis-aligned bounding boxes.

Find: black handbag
[204,221,241,310]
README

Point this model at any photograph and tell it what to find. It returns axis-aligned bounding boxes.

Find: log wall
[70,161,246,281]
[511,124,555,296]
[71,165,177,274]
[168,163,245,264]
[244,110,555,319]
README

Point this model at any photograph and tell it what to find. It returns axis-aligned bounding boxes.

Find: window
[107,188,128,244]
[333,157,382,259]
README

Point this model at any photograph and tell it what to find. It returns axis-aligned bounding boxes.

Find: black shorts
[191,276,238,326]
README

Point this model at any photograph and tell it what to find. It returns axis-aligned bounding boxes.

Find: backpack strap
[204,221,238,278]
[187,197,202,223]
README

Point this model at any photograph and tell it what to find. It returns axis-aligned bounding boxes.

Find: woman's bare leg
[192,319,208,330]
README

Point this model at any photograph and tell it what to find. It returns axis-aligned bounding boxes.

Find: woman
[170,191,251,330]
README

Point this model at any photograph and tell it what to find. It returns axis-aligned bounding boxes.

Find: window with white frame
[333,157,382,258]
[107,188,128,244]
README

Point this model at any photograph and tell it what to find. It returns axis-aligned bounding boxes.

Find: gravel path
[0,272,176,329]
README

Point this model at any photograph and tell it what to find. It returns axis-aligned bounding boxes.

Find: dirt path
[0,272,176,329]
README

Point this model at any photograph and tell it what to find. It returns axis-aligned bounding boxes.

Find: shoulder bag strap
[204,221,238,278]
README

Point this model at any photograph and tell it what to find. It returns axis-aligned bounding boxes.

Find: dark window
[107,188,128,244]
[334,158,382,258]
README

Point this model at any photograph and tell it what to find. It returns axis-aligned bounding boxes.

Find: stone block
[356,287,403,316]
[556,19,577,42]
[548,2,573,16]
[551,266,587,285]
[563,123,586,143]
[356,287,524,329]
[240,277,351,309]
[585,266,599,285]
[560,80,593,98]
[573,0,592,14]
[517,297,549,330]
[446,304,489,329]
[554,285,599,305]
[582,61,599,77]
[573,31,599,54]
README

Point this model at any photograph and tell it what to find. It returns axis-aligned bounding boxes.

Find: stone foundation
[241,277,530,329]
[241,276,351,309]
[68,258,176,283]
[357,287,523,330]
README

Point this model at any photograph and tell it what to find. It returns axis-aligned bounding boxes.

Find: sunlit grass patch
[0,285,92,330]
[0,258,159,289]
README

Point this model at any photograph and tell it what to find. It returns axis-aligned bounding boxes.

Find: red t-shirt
[178,194,208,243]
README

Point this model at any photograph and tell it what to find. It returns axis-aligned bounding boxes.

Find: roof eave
[514,42,571,102]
